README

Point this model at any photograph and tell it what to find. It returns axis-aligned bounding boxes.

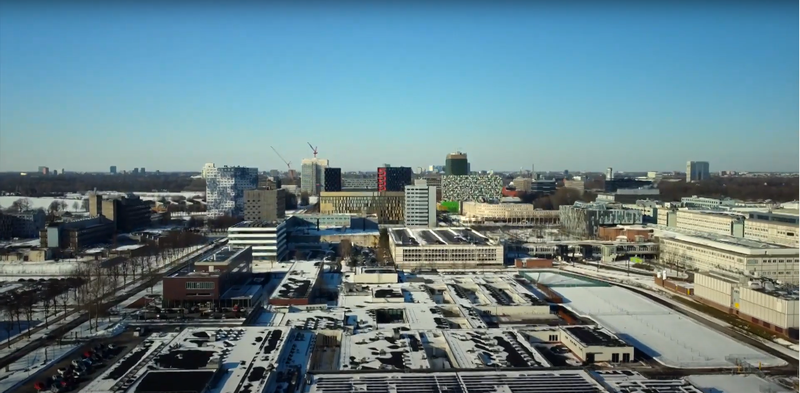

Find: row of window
[186,281,215,290]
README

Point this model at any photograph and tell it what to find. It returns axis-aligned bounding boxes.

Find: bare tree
[10,198,32,212]
[2,303,14,347]
[20,292,36,338]
[48,200,62,214]
[72,201,80,211]
[59,200,68,212]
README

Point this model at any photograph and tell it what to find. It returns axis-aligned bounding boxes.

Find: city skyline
[0,2,797,172]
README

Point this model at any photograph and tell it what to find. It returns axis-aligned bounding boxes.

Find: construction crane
[270,146,295,180]
[307,142,318,158]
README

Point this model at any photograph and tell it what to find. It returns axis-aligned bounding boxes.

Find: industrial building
[227,220,287,270]
[243,188,286,222]
[445,151,469,176]
[319,191,405,224]
[744,211,799,247]
[602,178,651,193]
[205,165,259,217]
[301,157,329,196]
[162,246,253,309]
[404,179,437,228]
[0,210,46,239]
[526,326,635,363]
[88,193,152,232]
[388,227,504,269]
[377,165,412,192]
[693,271,799,338]
[595,188,660,204]
[323,167,342,192]
[441,174,503,202]
[658,232,799,284]
[686,160,711,182]
[460,202,560,225]
[559,202,643,238]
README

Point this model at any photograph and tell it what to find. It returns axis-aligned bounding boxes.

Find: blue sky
[0,2,797,173]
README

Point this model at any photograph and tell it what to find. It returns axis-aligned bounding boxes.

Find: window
[611,353,620,363]
[186,281,215,290]
[622,353,631,362]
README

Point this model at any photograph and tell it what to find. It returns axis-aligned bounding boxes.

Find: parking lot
[15,332,145,393]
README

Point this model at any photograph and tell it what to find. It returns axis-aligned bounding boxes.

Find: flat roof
[195,246,248,265]
[269,261,322,300]
[308,370,609,393]
[654,227,798,256]
[594,370,704,393]
[230,220,285,228]
[562,326,629,348]
[390,227,497,247]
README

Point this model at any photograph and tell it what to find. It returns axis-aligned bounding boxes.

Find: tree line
[657,177,799,203]
[0,173,205,196]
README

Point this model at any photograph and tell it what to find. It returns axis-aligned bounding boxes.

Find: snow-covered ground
[0,196,86,212]
[0,260,86,277]
[0,344,79,393]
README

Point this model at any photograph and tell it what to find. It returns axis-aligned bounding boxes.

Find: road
[0,242,223,370]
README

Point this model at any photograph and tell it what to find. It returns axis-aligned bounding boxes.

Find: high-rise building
[202,163,216,179]
[206,166,259,217]
[605,167,614,181]
[445,152,469,176]
[324,168,342,192]
[110,166,117,174]
[405,179,437,228]
[244,189,286,222]
[686,161,710,182]
[38,166,49,175]
[141,167,146,174]
[301,158,329,196]
[378,166,412,192]
[61,168,65,175]
[132,168,139,174]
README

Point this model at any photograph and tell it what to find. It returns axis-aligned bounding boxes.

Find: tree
[81,198,89,211]
[72,201,80,211]
[338,240,352,262]
[10,198,32,212]
[59,200,68,212]
[20,292,36,338]
[48,200,62,214]
[2,303,14,347]
[300,191,310,206]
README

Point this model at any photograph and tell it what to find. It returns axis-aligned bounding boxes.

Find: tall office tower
[324,168,342,192]
[605,167,614,181]
[141,168,146,174]
[38,166,49,175]
[132,168,139,174]
[300,158,329,196]
[61,168,65,175]
[686,161,710,182]
[405,179,437,228]
[378,166,412,192]
[202,163,216,179]
[206,166,258,217]
[445,152,469,176]
[244,189,286,221]
[110,166,117,174]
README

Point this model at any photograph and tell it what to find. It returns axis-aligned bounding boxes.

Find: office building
[342,176,377,190]
[162,246,253,309]
[595,188,660,204]
[686,161,710,182]
[109,166,117,174]
[140,167,146,174]
[324,167,342,192]
[301,158,329,196]
[441,174,503,202]
[603,178,652,192]
[511,177,532,192]
[0,210,46,239]
[559,202,643,238]
[89,193,152,233]
[377,166,412,192]
[461,202,560,225]
[40,217,115,250]
[388,227,503,269]
[290,213,354,229]
[243,189,286,222]
[675,210,745,237]
[227,221,287,270]
[531,179,557,195]
[205,166,259,217]
[445,152,469,176]
[744,211,799,247]
[658,232,798,284]
[605,167,613,180]
[319,191,404,224]
[404,179,436,228]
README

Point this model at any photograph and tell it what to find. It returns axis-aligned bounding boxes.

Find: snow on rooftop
[686,374,793,393]
[113,244,146,251]
[270,261,322,300]
[443,329,551,369]
[553,285,786,368]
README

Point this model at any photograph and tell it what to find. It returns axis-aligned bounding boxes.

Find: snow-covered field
[0,192,205,212]
[554,285,786,368]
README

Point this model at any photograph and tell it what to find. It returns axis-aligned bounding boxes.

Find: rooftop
[269,261,322,300]
[230,220,285,229]
[653,225,798,255]
[390,227,496,247]
[562,326,629,348]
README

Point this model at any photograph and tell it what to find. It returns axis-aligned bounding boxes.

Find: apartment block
[404,179,436,228]
[319,191,405,224]
[206,166,259,217]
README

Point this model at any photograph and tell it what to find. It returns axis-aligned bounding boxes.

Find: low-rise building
[693,272,799,338]
[40,217,115,251]
[268,261,323,305]
[0,210,46,239]
[658,232,799,284]
[227,220,287,271]
[675,210,745,237]
[388,227,503,269]
[744,211,799,247]
[524,326,634,363]
[290,213,354,229]
[89,193,153,233]
[162,246,253,309]
[559,202,643,238]
[461,201,559,225]
[344,266,398,284]
[595,188,660,204]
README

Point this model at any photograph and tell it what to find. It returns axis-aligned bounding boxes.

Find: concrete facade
[686,161,710,182]
[404,179,437,228]
[244,189,286,222]
[301,158,329,196]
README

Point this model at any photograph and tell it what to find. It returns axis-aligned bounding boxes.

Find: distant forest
[657,177,799,203]
[0,173,207,196]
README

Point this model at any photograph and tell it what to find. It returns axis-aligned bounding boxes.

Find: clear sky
[0,1,797,173]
